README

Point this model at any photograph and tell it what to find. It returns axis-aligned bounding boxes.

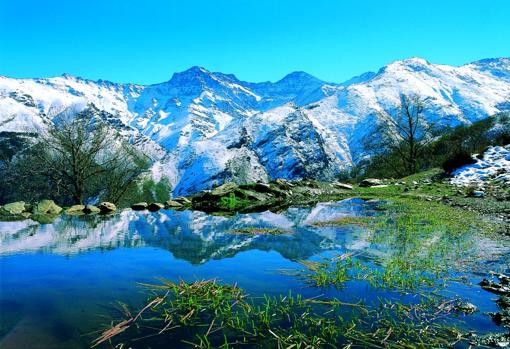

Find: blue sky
[1,0,509,84]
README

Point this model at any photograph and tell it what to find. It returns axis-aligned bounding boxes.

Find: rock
[473,190,485,198]
[174,197,192,205]
[456,302,478,315]
[83,205,100,214]
[131,202,148,210]
[211,182,238,196]
[0,201,27,215]
[165,200,183,208]
[32,200,62,215]
[98,202,116,214]
[66,205,86,215]
[147,202,164,212]
[359,178,384,187]
[275,178,295,189]
[332,182,353,190]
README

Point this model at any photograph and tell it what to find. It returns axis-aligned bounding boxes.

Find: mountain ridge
[1,57,509,195]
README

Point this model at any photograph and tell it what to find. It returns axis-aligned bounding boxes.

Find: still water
[0,198,508,348]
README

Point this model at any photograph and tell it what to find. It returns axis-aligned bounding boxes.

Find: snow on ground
[451,145,510,187]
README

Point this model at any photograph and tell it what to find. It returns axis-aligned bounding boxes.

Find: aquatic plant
[93,279,473,348]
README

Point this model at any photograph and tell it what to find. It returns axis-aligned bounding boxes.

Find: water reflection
[0,199,378,263]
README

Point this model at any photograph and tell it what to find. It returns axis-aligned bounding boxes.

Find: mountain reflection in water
[0,198,378,263]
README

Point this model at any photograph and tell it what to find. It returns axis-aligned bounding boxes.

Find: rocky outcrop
[165,200,184,208]
[83,205,100,214]
[131,202,148,211]
[66,205,86,215]
[32,200,62,215]
[190,180,353,213]
[332,182,353,190]
[0,201,27,215]
[359,178,384,187]
[98,202,116,214]
[147,203,164,212]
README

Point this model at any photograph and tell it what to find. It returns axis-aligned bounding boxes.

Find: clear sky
[1,0,509,85]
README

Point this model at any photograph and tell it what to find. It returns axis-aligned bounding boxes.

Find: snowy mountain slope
[1,57,510,195]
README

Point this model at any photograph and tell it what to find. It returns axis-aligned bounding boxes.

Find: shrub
[442,150,476,174]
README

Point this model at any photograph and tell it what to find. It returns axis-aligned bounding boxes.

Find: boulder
[0,201,27,215]
[359,178,384,187]
[174,197,192,205]
[84,205,100,214]
[98,202,116,214]
[275,178,295,188]
[211,182,238,196]
[165,200,183,208]
[131,202,148,211]
[332,182,353,190]
[66,205,86,215]
[32,200,62,215]
[147,202,165,212]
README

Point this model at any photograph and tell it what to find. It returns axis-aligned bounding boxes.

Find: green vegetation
[311,216,373,227]
[116,177,172,208]
[0,116,152,206]
[93,279,472,349]
[219,192,251,211]
[362,112,510,179]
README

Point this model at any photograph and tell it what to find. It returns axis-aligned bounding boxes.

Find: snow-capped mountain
[1,57,509,195]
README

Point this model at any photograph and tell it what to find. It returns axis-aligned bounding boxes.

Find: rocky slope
[1,57,510,195]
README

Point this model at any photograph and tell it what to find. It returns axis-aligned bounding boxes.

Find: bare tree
[11,118,149,204]
[365,94,435,176]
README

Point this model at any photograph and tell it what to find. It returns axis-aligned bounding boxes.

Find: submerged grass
[311,216,373,227]
[93,279,474,349]
[228,227,288,235]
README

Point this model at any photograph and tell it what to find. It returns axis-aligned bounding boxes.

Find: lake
[1,198,509,348]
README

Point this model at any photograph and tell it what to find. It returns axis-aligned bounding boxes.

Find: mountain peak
[277,71,324,85]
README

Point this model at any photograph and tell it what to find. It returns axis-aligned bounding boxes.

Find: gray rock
[131,202,148,210]
[165,200,183,208]
[0,201,27,215]
[66,205,86,215]
[32,200,62,215]
[98,202,116,214]
[211,182,238,196]
[359,178,384,187]
[84,205,100,214]
[147,202,164,212]
[174,197,192,205]
[332,182,353,190]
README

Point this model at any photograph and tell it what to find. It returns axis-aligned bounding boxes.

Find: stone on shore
[98,202,116,214]
[0,201,27,215]
[173,197,192,205]
[147,202,164,212]
[32,200,62,215]
[131,202,148,210]
[359,178,384,187]
[332,182,353,190]
[83,205,100,214]
[165,200,183,208]
[66,205,86,215]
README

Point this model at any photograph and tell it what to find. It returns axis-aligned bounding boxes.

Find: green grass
[219,192,251,211]
[93,279,473,349]
[228,227,287,235]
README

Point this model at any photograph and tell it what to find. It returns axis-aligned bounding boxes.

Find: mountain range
[1,57,509,195]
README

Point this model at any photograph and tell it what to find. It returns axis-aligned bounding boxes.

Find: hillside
[1,57,510,195]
